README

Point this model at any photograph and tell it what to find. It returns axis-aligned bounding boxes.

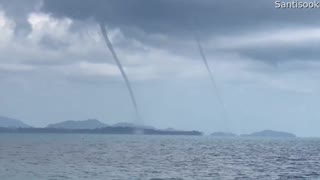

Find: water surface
[1,134,320,180]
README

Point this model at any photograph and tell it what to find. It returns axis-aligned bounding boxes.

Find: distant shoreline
[0,127,203,136]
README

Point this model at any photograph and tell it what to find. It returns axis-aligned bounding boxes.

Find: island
[241,130,296,138]
[0,127,203,136]
[0,116,31,128]
[0,117,202,136]
[47,119,108,129]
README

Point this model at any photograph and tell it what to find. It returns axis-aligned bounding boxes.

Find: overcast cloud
[1,0,320,136]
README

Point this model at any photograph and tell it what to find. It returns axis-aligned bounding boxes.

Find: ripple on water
[1,135,320,179]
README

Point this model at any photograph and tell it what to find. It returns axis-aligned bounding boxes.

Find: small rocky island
[210,130,297,138]
[241,130,296,138]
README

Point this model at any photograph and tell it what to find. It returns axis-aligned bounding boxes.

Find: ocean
[1,134,320,180]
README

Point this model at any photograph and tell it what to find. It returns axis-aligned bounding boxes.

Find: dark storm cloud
[40,0,320,64]
[41,0,320,37]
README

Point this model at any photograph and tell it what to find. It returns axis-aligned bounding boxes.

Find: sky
[1,0,320,136]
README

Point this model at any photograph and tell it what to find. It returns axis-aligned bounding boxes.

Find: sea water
[1,134,320,180]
